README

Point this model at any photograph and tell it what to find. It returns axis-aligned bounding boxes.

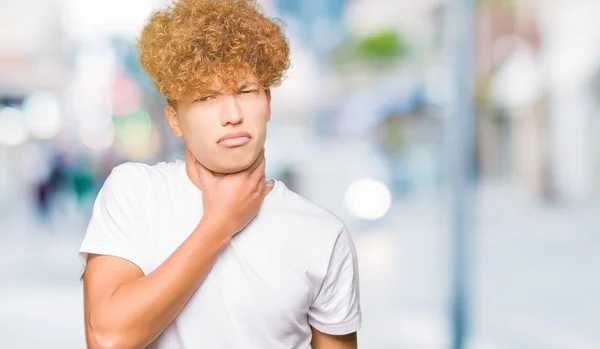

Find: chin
[213,152,258,174]
[213,163,248,174]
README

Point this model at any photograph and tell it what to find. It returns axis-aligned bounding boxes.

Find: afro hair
[138,0,290,104]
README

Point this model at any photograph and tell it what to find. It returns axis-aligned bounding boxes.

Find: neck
[184,147,218,191]
[184,146,273,195]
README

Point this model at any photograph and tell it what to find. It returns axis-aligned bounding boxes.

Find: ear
[165,103,183,137]
[265,88,271,122]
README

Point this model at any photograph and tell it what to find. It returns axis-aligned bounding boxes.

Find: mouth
[217,132,252,147]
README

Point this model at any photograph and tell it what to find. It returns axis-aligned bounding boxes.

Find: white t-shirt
[79,160,362,348]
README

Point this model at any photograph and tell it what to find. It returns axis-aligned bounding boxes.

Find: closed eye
[196,95,215,102]
[239,89,258,94]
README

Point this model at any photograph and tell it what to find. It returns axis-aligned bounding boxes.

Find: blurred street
[2,0,600,348]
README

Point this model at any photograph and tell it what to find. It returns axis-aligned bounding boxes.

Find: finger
[257,176,267,197]
[250,155,266,181]
[255,173,266,192]
[258,183,267,198]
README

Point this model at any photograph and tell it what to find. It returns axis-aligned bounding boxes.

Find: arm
[84,152,267,349]
[84,217,229,349]
[311,327,357,349]
[308,226,362,349]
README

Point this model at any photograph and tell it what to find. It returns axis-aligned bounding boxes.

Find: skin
[83,72,357,349]
[164,74,271,179]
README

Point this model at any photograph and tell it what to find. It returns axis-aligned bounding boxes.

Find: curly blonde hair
[138,0,290,104]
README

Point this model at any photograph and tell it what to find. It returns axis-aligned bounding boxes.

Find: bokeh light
[344,178,392,220]
[112,74,142,115]
[79,120,116,151]
[0,107,29,146]
[114,108,159,159]
[22,92,63,139]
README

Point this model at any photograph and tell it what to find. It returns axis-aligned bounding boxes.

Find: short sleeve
[308,226,362,335]
[78,163,154,279]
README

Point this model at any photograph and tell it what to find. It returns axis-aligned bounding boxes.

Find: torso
[143,160,343,349]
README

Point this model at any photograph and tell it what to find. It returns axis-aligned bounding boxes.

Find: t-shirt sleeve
[308,226,362,335]
[78,163,154,279]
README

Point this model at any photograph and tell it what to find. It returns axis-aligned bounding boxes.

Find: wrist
[197,215,233,243]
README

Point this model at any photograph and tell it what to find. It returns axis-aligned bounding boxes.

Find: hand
[193,150,267,238]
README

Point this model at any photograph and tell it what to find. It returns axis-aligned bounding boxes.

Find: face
[165,74,271,174]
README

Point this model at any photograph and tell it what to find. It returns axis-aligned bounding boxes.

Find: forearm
[88,218,230,348]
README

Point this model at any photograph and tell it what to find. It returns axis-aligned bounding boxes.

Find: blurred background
[1,0,599,348]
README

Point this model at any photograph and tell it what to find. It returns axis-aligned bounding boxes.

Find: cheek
[180,112,216,139]
[242,100,269,125]
[179,123,212,155]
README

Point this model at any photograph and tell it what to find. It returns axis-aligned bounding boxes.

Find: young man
[79,1,362,348]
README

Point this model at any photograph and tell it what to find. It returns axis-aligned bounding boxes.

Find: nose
[220,95,243,126]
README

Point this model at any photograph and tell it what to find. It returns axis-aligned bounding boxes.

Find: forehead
[206,72,260,92]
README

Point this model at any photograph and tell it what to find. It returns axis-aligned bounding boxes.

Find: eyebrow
[199,82,258,96]
[238,82,258,90]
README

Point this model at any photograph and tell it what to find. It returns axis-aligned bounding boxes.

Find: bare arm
[84,218,229,349]
[84,151,267,349]
[310,327,358,349]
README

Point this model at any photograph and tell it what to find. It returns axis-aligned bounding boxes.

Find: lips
[217,131,251,147]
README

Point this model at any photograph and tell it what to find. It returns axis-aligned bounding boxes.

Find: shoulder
[108,161,152,179]
[276,183,346,241]
[101,160,181,197]
[102,162,152,193]
[106,160,180,183]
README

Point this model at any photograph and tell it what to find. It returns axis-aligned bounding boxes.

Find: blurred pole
[444,0,476,349]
